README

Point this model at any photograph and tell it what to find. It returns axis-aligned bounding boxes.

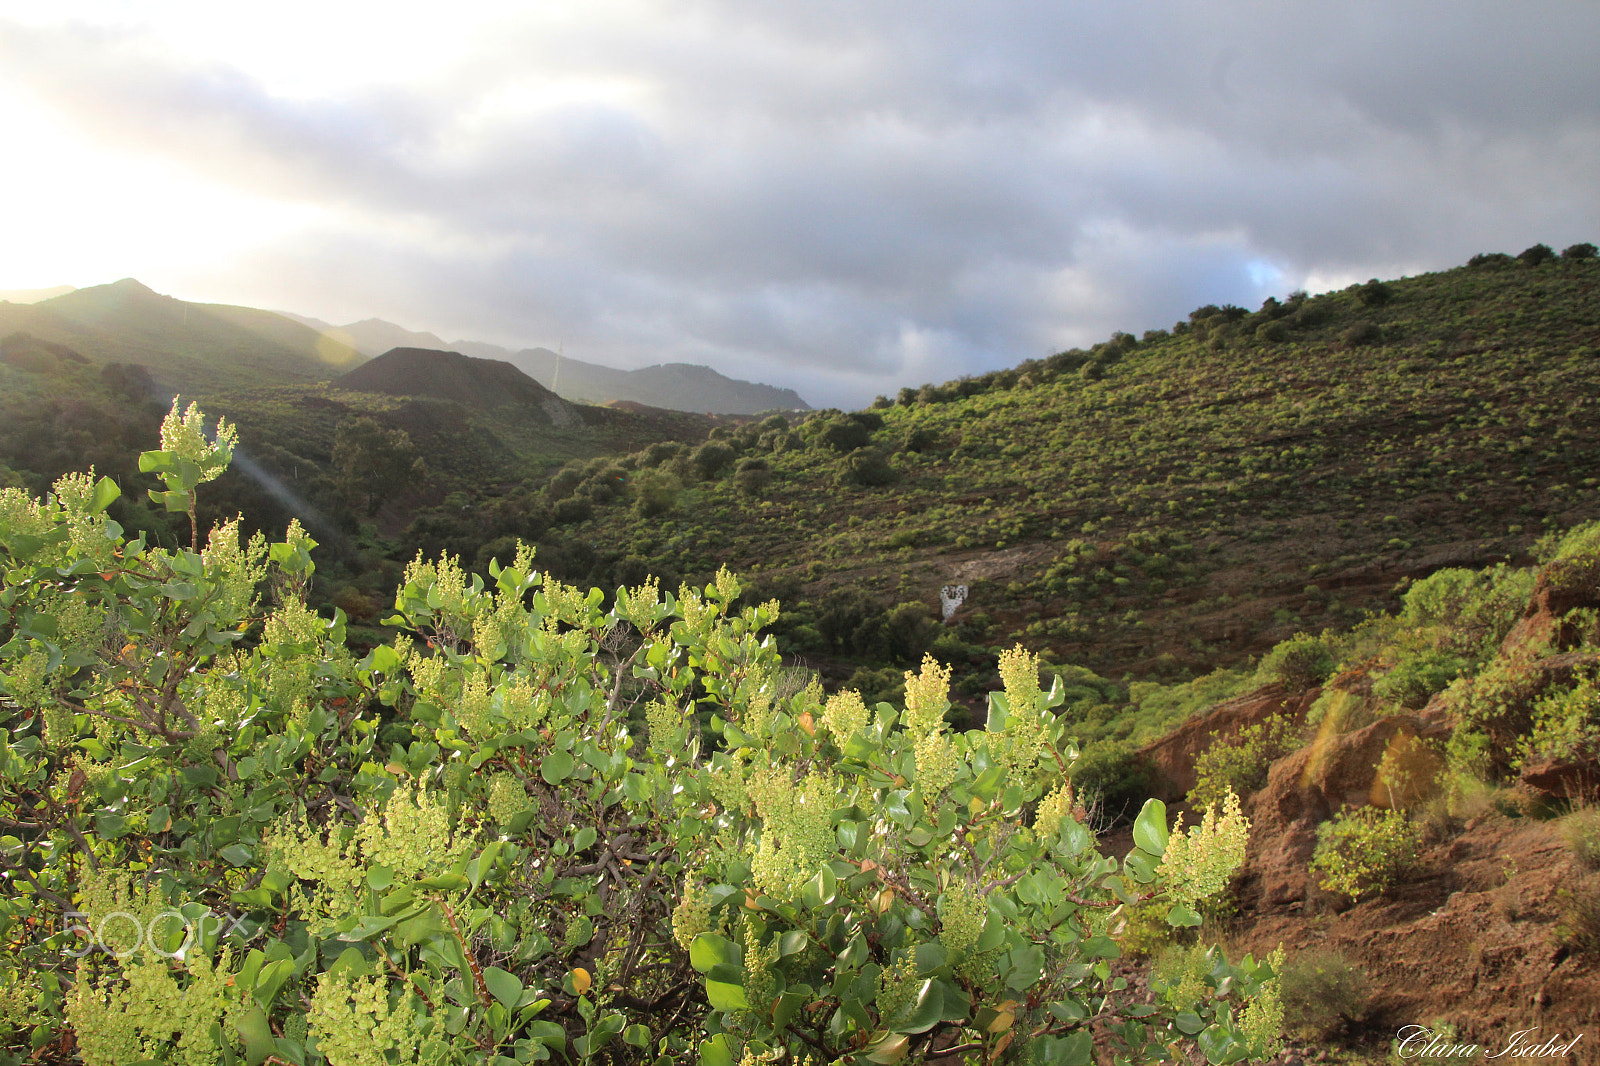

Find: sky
[1,2,1597,409]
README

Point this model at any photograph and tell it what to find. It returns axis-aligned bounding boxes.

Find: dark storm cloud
[3,1,1597,407]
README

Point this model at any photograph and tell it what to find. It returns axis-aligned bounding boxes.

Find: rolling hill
[0,279,365,393]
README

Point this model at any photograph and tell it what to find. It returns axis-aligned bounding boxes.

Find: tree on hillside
[331,415,426,515]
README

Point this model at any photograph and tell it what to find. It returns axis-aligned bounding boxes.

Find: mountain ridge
[288,312,810,415]
[0,279,365,393]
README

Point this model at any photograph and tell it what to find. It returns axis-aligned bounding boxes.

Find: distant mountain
[335,347,581,429]
[500,347,811,416]
[0,285,75,304]
[0,279,365,394]
[298,314,810,415]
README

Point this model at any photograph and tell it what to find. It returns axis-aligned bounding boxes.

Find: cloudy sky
[2,2,1596,408]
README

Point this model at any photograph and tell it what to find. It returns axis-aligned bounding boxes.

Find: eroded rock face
[1498,553,1600,656]
[1240,714,1447,910]
[1135,684,1319,803]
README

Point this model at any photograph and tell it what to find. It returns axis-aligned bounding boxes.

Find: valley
[3,246,1600,1063]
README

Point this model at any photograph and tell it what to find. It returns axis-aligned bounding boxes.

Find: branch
[441,898,493,1012]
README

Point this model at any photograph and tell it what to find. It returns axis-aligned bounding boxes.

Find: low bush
[1357,278,1393,306]
[1340,321,1383,347]
[1554,880,1600,954]
[1373,648,1469,710]
[0,409,1287,1063]
[1562,242,1598,260]
[1522,666,1600,770]
[1561,806,1600,871]
[1278,949,1371,1038]
[1518,242,1557,266]
[1190,714,1300,809]
[1310,806,1423,901]
[1256,632,1338,691]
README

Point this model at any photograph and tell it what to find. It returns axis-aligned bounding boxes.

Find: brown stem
[441,898,493,1011]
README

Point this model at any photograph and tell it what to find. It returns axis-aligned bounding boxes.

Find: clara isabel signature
[1396,1026,1585,1059]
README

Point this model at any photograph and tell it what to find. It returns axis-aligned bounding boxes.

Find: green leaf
[705,965,750,1011]
[573,825,597,852]
[220,844,254,867]
[481,967,524,1011]
[233,1005,276,1066]
[252,960,293,1009]
[689,933,741,974]
[1035,1031,1094,1066]
[149,489,191,513]
[699,1036,737,1066]
[89,476,121,514]
[540,749,574,785]
[886,979,942,1034]
[1167,903,1203,928]
[138,450,175,474]
[94,812,127,839]
[1132,798,1169,856]
[777,929,809,958]
[417,872,469,891]
[1124,849,1160,884]
[623,1024,653,1049]
[1198,1024,1244,1065]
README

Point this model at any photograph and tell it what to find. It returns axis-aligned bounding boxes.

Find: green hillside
[473,252,1600,700]
[0,278,365,393]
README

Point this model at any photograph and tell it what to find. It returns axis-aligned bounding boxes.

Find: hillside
[0,279,365,393]
[477,253,1600,703]
[334,346,582,427]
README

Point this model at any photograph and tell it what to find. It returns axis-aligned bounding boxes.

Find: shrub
[1554,881,1600,954]
[1561,242,1598,260]
[1399,563,1536,662]
[1374,732,1443,810]
[1468,251,1514,268]
[1278,949,1371,1038]
[1190,714,1300,809]
[1340,320,1383,347]
[0,424,1285,1063]
[631,467,680,518]
[550,494,593,524]
[690,439,735,479]
[1518,242,1557,266]
[733,457,772,496]
[1256,632,1338,691]
[1562,807,1600,871]
[1255,320,1289,343]
[1357,278,1393,306]
[1071,740,1156,825]
[1310,806,1422,901]
[1522,666,1600,770]
[1373,649,1469,710]
[839,447,898,487]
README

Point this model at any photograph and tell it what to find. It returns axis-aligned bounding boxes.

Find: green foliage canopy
[0,415,1281,1064]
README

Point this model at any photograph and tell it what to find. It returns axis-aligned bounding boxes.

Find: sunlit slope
[546,255,1600,680]
[0,279,366,393]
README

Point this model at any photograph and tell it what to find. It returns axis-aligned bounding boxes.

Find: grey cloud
[5,1,1599,408]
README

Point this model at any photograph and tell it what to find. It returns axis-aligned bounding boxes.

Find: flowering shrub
[1309,807,1422,901]
[0,408,1281,1064]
